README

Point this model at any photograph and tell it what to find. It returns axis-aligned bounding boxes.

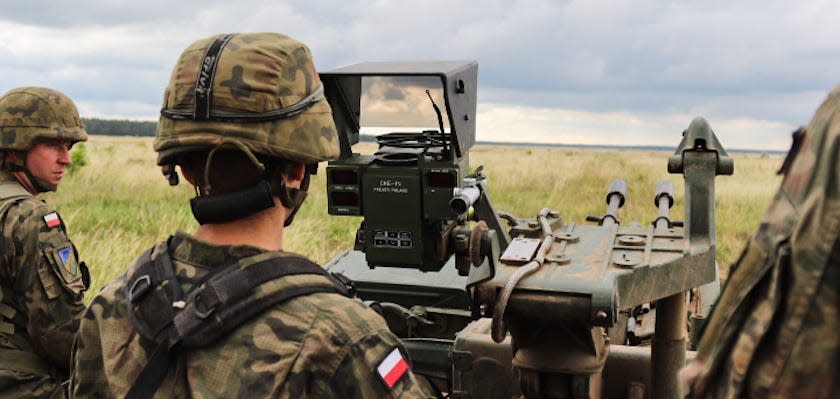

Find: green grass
[44,136,782,298]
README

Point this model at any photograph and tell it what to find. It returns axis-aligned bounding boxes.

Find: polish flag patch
[44,212,61,229]
[377,348,409,389]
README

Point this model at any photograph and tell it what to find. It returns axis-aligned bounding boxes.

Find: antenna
[426,89,448,153]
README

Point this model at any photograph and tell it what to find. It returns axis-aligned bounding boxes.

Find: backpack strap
[125,241,184,344]
[175,255,349,347]
[0,179,30,202]
[125,245,350,399]
[0,180,31,199]
[0,180,32,227]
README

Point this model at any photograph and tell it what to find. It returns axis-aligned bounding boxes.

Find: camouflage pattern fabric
[72,231,432,398]
[154,32,340,166]
[0,171,87,399]
[683,84,840,398]
[0,87,88,152]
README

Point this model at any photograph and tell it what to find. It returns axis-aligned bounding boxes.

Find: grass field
[44,135,783,297]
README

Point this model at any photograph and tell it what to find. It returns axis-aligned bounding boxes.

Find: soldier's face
[26,139,74,188]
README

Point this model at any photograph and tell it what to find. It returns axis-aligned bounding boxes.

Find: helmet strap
[187,138,313,226]
[189,165,311,226]
[189,140,271,225]
[200,138,265,195]
[11,171,39,194]
[3,151,54,193]
[277,168,311,227]
[190,180,275,225]
[3,150,26,172]
[26,171,57,192]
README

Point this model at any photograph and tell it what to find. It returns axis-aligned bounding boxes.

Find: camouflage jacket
[72,231,432,398]
[0,171,87,399]
[684,85,840,398]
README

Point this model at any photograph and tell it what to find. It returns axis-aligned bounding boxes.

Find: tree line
[82,118,157,136]
[80,118,381,141]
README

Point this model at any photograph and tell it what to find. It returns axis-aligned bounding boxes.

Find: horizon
[79,117,790,154]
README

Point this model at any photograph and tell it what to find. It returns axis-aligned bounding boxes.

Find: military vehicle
[320,61,731,399]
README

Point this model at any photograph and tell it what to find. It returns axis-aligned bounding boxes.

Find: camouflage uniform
[683,84,840,398]
[71,33,432,398]
[72,232,430,398]
[0,88,88,399]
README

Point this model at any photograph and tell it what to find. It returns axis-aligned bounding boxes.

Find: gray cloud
[0,0,836,148]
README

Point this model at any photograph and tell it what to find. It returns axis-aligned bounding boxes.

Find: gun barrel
[603,179,627,226]
[654,180,675,229]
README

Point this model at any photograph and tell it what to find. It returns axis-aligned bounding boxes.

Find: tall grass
[44,136,782,297]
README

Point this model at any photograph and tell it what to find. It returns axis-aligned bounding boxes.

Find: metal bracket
[667,117,734,176]
[668,117,733,252]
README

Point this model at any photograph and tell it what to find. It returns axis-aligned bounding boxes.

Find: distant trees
[81,118,157,136]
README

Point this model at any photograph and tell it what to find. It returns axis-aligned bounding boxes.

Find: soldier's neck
[193,197,286,251]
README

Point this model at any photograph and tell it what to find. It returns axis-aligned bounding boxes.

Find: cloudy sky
[1,0,838,150]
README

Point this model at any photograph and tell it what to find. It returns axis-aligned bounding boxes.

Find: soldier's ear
[173,154,195,186]
[181,166,196,186]
[175,157,197,186]
[283,162,305,189]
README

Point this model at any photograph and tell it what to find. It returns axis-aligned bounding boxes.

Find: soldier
[0,87,89,399]
[680,84,840,398]
[71,32,431,398]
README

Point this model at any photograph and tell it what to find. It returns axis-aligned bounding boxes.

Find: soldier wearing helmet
[0,87,89,399]
[71,33,431,398]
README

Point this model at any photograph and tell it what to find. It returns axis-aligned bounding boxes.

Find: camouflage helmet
[0,87,88,151]
[154,32,340,166]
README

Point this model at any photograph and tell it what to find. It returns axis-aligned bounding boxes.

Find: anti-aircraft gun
[320,61,731,399]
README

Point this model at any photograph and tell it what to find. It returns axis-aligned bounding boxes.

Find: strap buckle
[192,287,220,320]
[128,275,152,304]
[331,272,356,297]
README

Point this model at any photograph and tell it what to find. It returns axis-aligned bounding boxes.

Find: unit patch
[44,212,61,229]
[50,244,80,287]
[377,347,409,389]
[57,246,76,276]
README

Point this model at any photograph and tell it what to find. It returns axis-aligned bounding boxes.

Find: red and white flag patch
[377,348,409,389]
[44,212,61,229]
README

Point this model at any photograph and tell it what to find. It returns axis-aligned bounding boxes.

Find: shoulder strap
[175,255,349,347]
[0,180,30,198]
[125,247,350,399]
[125,242,183,343]
[124,241,185,399]
[0,181,32,221]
